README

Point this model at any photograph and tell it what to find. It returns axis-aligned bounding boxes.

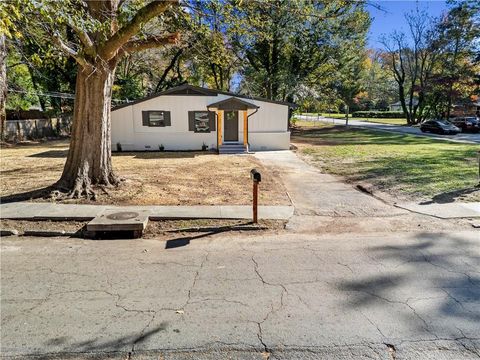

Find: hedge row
[351,111,405,118]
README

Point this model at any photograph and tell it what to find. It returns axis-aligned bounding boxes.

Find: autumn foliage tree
[17,0,179,198]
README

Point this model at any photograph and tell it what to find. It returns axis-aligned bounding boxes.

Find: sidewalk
[0,202,294,221]
[395,202,480,219]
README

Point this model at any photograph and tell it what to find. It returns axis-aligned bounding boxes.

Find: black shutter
[188,111,195,131]
[142,111,149,126]
[208,111,216,131]
[164,111,171,126]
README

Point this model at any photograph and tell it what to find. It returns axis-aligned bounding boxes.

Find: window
[142,111,171,127]
[188,111,215,133]
[194,111,209,132]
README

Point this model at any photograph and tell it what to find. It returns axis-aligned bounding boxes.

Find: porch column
[243,110,248,146]
[217,110,223,147]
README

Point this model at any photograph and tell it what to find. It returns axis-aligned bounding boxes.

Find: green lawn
[299,113,407,125]
[292,126,480,202]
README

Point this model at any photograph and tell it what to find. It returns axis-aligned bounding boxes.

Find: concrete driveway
[1,153,479,359]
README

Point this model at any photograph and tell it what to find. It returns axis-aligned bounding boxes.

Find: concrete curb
[0,203,295,221]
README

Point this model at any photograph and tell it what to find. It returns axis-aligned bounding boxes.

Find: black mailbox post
[250,169,261,223]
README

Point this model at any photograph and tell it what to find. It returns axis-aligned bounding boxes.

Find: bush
[351,111,405,118]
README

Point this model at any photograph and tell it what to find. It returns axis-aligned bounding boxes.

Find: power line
[7,88,130,103]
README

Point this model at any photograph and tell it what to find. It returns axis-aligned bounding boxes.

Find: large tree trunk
[56,62,119,199]
[0,34,6,141]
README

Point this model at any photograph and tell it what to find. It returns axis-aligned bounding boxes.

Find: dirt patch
[0,140,290,206]
[0,219,87,234]
[0,218,286,240]
[144,219,286,239]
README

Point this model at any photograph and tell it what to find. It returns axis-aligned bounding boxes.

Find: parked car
[420,120,461,135]
[450,117,480,133]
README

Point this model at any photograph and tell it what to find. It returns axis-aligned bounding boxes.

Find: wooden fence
[5,116,72,141]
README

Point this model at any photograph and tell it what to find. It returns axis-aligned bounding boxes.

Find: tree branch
[70,25,95,56]
[100,0,178,60]
[52,33,89,68]
[121,33,180,55]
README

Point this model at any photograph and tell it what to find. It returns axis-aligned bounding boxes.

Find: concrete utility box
[87,210,150,238]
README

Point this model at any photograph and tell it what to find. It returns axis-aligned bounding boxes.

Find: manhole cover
[106,211,139,221]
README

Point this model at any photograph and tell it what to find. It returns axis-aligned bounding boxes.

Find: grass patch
[299,113,407,125]
[292,125,480,202]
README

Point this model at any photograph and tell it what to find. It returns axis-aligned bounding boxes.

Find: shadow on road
[165,222,260,249]
[43,322,168,355]
[336,232,480,336]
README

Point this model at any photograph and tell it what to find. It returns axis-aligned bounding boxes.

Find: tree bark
[0,34,7,141]
[56,62,118,198]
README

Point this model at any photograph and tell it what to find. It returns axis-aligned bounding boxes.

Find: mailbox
[250,169,261,182]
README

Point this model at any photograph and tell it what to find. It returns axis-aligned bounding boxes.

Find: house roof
[390,99,418,106]
[112,84,296,111]
[207,97,259,110]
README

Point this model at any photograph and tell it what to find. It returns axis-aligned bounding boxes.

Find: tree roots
[50,173,120,201]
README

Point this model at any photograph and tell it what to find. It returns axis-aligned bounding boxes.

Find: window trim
[193,111,211,133]
[142,110,171,127]
[188,110,216,133]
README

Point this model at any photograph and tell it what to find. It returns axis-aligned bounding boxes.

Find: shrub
[351,111,405,118]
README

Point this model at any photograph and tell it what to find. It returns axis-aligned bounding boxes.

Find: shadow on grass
[297,128,478,200]
[421,187,480,204]
[28,150,68,158]
[344,149,479,199]
[24,149,216,160]
[113,150,215,159]
[0,186,54,204]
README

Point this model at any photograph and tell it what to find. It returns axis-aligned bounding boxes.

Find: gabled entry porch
[207,97,259,154]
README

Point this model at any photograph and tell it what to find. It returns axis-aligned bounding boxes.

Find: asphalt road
[1,231,479,359]
[296,115,480,144]
[1,152,479,360]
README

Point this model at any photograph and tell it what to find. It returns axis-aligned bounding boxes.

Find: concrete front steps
[219,143,248,154]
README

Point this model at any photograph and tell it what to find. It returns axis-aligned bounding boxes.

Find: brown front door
[224,111,238,141]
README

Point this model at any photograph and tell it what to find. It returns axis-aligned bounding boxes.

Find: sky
[367,1,450,49]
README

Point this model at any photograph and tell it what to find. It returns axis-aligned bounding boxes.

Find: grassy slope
[292,126,479,202]
[298,113,407,125]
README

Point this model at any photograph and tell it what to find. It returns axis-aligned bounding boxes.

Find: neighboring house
[451,102,480,117]
[388,99,417,112]
[111,84,294,153]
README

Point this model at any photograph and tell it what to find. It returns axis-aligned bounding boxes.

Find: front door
[224,111,238,142]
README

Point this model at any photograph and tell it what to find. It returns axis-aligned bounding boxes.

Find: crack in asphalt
[455,327,480,358]
[349,289,439,339]
[180,251,210,312]
[441,288,476,315]
[251,256,289,358]
[421,252,479,286]
[188,298,250,307]
[337,261,355,274]
[359,311,387,339]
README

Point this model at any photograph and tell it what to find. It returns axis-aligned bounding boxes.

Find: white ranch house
[111,84,294,153]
